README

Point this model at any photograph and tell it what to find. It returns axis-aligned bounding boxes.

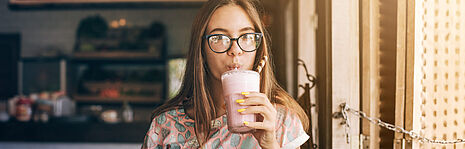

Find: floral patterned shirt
[142,105,309,149]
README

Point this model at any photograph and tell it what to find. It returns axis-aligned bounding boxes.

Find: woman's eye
[211,36,219,43]
[219,35,228,40]
[218,36,229,44]
[245,34,255,41]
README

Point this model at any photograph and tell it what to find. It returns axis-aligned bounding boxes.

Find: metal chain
[341,103,350,144]
[339,103,465,145]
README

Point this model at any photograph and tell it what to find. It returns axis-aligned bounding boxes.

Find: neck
[208,77,226,118]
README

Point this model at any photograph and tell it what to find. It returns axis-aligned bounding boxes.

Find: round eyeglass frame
[204,32,263,53]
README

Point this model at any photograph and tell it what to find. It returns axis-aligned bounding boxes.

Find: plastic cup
[221,69,260,133]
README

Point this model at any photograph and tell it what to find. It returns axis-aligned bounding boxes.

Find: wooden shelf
[83,82,162,90]
[73,51,160,59]
[0,121,150,143]
[73,95,163,104]
[70,52,166,64]
[9,0,206,10]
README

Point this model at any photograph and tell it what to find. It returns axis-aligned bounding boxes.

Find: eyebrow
[208,27,256,34]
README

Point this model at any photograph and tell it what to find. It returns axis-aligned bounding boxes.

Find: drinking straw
[256,55,268,73]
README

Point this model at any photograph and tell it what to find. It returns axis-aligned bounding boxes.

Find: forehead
[207,5,255,33]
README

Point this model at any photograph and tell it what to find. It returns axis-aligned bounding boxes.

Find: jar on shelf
[16,97,32,122]
[33,99,53,123]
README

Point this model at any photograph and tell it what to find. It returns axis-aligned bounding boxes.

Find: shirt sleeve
[141,113,166,149]
[275,106,310,149]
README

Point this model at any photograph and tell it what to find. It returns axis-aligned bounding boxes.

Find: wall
[0,0,199,57]
[415,0,465,148]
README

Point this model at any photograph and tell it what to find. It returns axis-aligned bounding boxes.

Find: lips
[227,63,241,70]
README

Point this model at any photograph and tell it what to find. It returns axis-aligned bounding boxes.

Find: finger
[243,121,272,130]
[239,92,273,107]
[240,106,272,120]
[237,97,273,110]
[236,97,264,106]
[241,92,267,99]
[274,95,284,101]
[241,97,274,110]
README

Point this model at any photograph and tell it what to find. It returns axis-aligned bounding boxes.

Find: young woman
[142,0,309,148]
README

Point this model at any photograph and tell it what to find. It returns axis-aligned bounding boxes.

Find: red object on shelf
[16,97,32,122]
[100,89,120,98]
[16,97,33,105]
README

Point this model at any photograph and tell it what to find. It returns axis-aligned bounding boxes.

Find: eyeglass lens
[208,33,261,53]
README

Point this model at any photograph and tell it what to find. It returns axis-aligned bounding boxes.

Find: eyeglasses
[204,33,263,53]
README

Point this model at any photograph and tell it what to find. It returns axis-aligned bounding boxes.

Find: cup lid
[221,69,259,80]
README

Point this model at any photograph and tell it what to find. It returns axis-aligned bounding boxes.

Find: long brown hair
[152,0,309,145]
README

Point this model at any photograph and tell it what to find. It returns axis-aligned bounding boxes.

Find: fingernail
[241,92,250,95]
[243,121,249,125]
[237,108,246,112]
[236,99,245,103]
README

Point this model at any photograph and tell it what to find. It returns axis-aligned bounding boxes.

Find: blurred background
[1,0,464,149]
[0,0,201,148]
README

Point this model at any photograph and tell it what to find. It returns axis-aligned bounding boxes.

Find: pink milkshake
[221,69,260,133]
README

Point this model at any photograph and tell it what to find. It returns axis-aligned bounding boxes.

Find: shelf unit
[68,55,167,105]
[5,0,199,143]
[74,81,164,104]
[70,22,168,104]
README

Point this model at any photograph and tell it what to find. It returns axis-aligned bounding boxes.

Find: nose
[227,40,243,56]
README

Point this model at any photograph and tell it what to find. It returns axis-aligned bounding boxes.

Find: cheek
[204,49,224,76]
[204,42,215,67]
[245,53,257,69]
[207,55,220,70]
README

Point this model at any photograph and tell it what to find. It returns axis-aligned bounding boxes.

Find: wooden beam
[332,0,360,148]
[360,0,381,148]
[394,0,407,148]
[316,0,332,148]
[403,0,415,148]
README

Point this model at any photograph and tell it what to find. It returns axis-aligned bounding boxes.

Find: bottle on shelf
[122,100,133,123]
[0,101,9,122]
[52,92,76,117]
